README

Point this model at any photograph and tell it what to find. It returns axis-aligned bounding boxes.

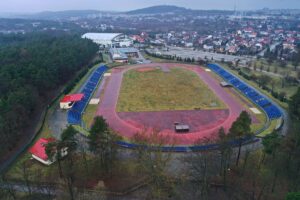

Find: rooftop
[29,138,56,161]
[61,94,84,103]
[82,33,122,41]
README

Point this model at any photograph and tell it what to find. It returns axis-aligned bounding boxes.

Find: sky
[0,0,300,13]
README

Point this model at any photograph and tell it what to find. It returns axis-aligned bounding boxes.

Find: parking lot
[154,46,255,65]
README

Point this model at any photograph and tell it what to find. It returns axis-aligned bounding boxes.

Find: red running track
[96,63,253,145]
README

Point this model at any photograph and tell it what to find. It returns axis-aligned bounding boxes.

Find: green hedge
[286,192,300,200]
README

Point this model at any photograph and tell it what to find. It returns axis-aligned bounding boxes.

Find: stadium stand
[207,64,282,119]
[67,65,108,124]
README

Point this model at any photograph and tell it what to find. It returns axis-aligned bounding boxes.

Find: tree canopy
[229,111,253,166]
[229,111,252,139]
[88,116,118,172]
[289,87,300,119]
[0,32,98,160]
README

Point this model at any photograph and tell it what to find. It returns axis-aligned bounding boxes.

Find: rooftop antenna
[234,0,241,19]
[235,0,243,20]
[234,0,237,15]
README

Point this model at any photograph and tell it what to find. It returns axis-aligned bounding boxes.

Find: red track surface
[96,63,254,145]
[135,67,156,72]
[118,109,229,133]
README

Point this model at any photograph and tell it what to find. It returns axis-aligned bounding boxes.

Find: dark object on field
[174,123,190,133]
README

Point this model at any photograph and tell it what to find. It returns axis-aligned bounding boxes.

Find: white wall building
[82,33,133,48]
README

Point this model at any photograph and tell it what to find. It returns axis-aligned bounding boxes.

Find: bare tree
[21,161,32,196]
[228,111,253,167]
[216,127,233,189]
[133,129,177,199]
[186,137,219,199]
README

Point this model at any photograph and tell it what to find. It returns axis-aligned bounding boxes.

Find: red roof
[60,94,84,103]
[29,138,56,161]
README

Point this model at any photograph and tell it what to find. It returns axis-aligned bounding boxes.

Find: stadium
[82,33,133,48]
[67,63,283,151]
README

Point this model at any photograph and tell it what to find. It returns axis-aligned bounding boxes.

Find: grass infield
[117,67,226,112]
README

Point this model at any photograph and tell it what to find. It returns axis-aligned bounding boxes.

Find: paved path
[94,76,108,98]
[0,182,56,196]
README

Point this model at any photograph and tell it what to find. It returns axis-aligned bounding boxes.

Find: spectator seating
[67,65,108,124]
[207,64,282,119]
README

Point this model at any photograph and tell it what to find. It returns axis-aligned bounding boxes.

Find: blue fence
[207,64,282,119]
[67,65,108,125]
[116,136,259,152]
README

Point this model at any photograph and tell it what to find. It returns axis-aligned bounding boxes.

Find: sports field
[96,63,252,145]
[117,67,226,112]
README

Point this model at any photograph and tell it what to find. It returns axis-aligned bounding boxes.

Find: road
[0,181,56,196]
[258,42,281,57]
[155,46,255,65]
[249,67,283,78]
[151,46,285,79]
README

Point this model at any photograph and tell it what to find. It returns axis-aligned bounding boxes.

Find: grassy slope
[217,62,288,109]
[117,67,226,112]
[209,70,267,133]
[242,67,298,99]
[209,65,283,137]
[255,59,298,78]
[82,71,112,130]
[82,105,98,130]
[256,119,280,137]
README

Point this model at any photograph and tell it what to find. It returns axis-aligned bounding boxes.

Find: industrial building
[109,47,139,63]
[82,33,133,48]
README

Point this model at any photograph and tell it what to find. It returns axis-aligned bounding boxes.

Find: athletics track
[96,63,258,145]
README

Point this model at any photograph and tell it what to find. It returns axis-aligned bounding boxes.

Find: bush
[238,71,251,80]
[286,192,300,200]
[63,68,89,94]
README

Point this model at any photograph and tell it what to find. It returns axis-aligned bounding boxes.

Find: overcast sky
[0,0,300,13]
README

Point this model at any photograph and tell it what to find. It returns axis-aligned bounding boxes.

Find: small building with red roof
[131,35,145,43]
[29,138,67,165]
[60,93,84,109]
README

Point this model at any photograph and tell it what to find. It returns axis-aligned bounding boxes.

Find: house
[29,138,68,165]
[244,27,254,33]
[131,35,145,43]
[203,44,214,51]
[228,46,238,54]
[60,94,84,109]
[185,42,193,47]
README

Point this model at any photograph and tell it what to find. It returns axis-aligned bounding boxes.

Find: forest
[2,88,300,199]
[0,33,99,161]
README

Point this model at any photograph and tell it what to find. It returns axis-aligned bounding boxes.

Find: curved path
[96,63,254,145]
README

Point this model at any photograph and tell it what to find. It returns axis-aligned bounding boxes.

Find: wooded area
[0,33,98,160]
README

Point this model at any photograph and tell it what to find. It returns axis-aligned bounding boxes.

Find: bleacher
[207,64,282,119]
[67,65,108,124]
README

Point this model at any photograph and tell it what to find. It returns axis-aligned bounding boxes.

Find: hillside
[16,10,110,20]
[126,5,189,15]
